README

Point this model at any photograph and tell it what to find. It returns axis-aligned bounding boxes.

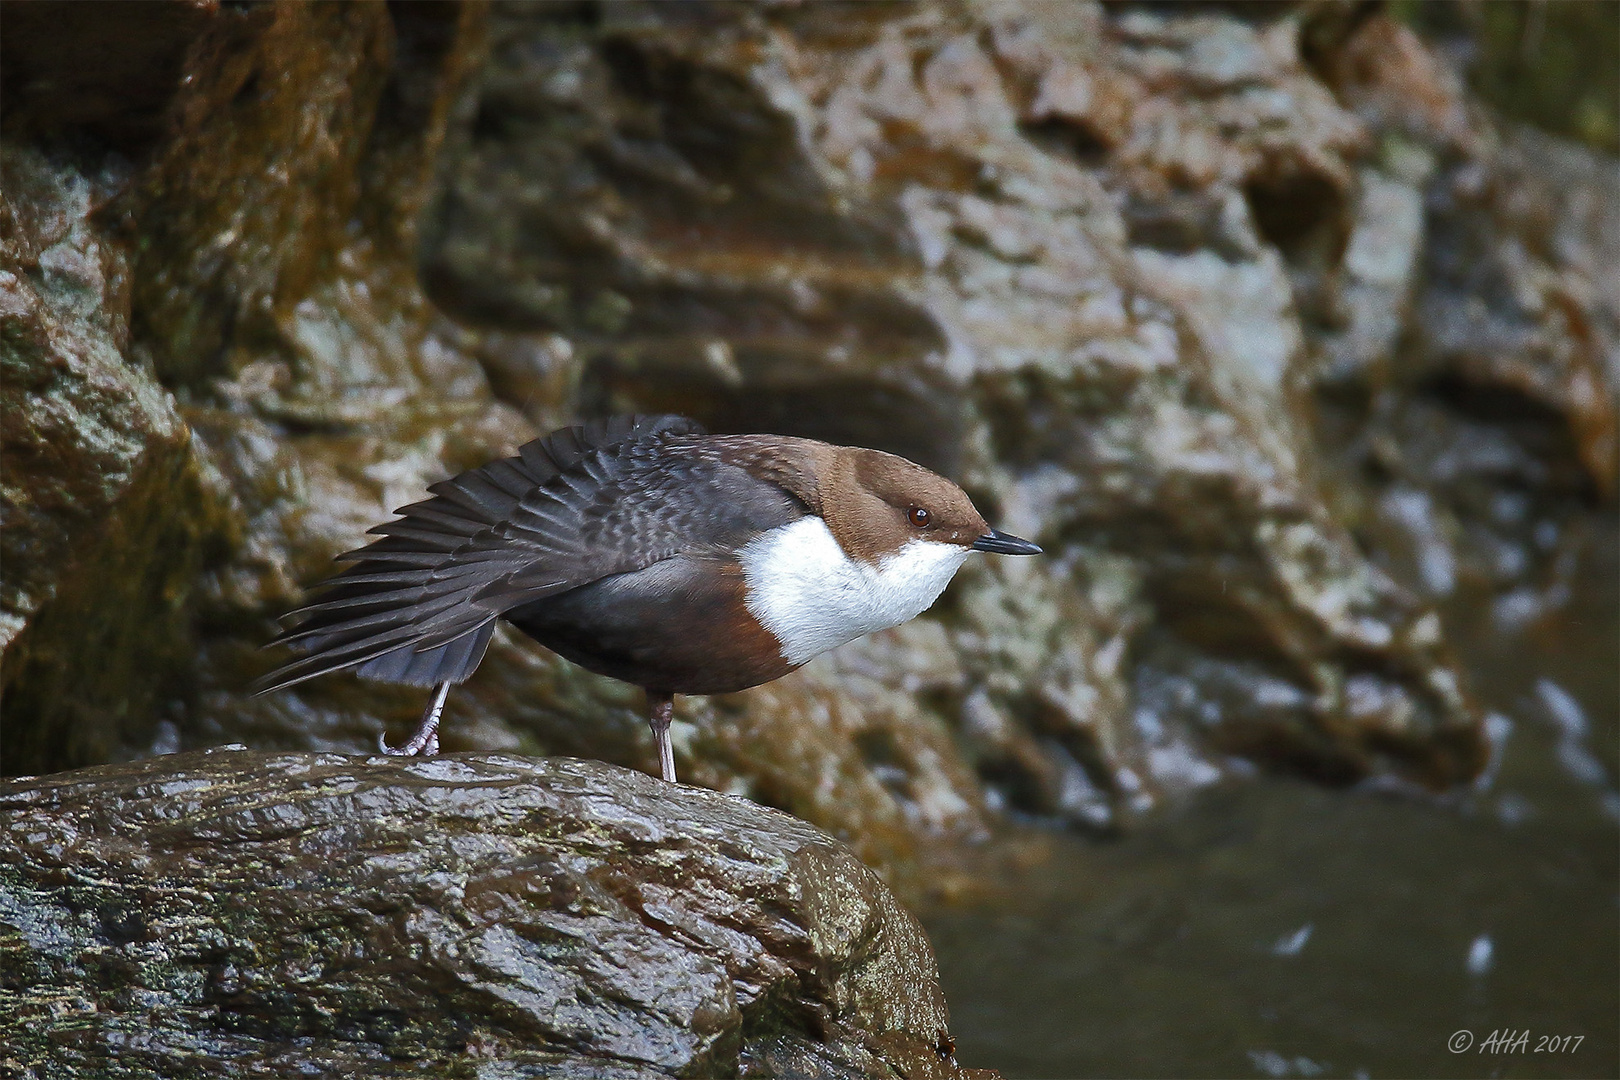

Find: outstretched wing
[255,414,803,692]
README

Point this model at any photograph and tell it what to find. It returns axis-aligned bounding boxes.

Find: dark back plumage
[255,414,805,693]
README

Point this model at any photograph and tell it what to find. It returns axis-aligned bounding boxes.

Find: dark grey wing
[255,415,697,692]
[458,436,809,614]
[255,415,803,692]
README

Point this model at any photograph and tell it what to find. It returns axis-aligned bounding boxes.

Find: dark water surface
[926,527,1618,1079]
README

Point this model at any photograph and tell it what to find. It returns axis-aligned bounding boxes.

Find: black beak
[971,529,1043,556]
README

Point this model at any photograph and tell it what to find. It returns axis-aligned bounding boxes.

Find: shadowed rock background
[2,1,1615,1076]
[4,0,1615,873]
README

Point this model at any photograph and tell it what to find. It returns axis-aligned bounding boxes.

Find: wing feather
[254,413,807,695]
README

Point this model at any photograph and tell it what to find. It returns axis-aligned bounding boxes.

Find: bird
[256,415,1041,782]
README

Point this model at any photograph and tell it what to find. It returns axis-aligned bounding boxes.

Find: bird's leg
[381,681,450,756]
[648,691,677,783]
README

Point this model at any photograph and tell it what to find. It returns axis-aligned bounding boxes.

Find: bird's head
[821,446,1042,565]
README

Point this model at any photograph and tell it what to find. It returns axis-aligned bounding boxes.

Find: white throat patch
[737,516,970,666]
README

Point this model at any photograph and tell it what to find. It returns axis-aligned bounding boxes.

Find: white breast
[737,516,970,667]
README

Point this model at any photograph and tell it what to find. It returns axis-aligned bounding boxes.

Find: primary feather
[255,414,711,692]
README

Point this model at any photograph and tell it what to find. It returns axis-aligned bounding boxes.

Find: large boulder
[0,749,982,1079]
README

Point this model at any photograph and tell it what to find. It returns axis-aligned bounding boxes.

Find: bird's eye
[908,507,932,528]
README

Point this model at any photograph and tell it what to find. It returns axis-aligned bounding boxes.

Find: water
[926,525,1618,1078]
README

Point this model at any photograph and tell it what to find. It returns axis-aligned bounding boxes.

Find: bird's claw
[378,728,437,756]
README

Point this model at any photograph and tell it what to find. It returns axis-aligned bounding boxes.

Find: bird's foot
[378,725,438,756]
[379,682,450,757]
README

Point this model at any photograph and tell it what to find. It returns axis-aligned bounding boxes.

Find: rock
[0,145,225,774]
[2,2,519,773]
[1310,13,1619,637]
[419,0,1499,813]
[4,0,1612,880]
[0,748,985,1080]
[0,0,215,152]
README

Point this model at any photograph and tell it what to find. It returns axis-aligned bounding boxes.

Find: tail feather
[253,624,428,692]
[351,623,496,688]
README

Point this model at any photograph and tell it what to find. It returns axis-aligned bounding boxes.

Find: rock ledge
[0,749,979,1079]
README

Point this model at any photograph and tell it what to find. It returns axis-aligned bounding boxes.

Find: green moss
[121,3,395,388]
[1391,0,1619,152]
[1,440,232,775]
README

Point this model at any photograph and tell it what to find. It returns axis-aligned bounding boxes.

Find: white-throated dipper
[257,415,1041,781]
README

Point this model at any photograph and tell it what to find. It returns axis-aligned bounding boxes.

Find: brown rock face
[418,1,1521,814]
[3,1,521,775]
[1,2,1612,870]
[0,145,224,772]
[0,749,981,1079]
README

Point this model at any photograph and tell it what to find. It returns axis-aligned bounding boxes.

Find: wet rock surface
[0,145,224,772]
[0,1,1612,874]
[0,748,979,1079]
